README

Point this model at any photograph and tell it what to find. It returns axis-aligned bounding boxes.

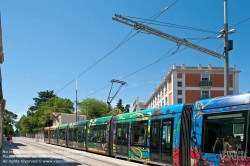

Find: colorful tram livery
[68,121,88,150]
[49,125,59,145]
[44,92,250,166]
[190,92,250,166]
[44,127,50,143]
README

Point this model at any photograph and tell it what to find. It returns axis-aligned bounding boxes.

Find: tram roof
[68,120,88,127]
[59,123,68,129]
[194,91,250,112]
[114,103,185,122]
[50,125,59,130]
[89,115,112,125]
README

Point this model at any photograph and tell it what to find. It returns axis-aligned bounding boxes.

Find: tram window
[52,130,57,139]
[202,112,246,153]
[71,129,74,141]
[89,126,97,142]
[50,130,54,138]
[162,122,172,144]
[115,124,122,144]
[83,127,86,142]
[97,125,106,143]
[74,127,78,141]
[115,124,128,145]
[131,121,148,146]
[89,125,106,143]
[60,129,65,140]
[68,128,72,141]
[122,125,128,145]
[78,126,83,142]
[44,131,48,138]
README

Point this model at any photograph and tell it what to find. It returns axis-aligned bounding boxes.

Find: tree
[19,115,31,133]
[116,99,124,112]
[107,108,123,116]
[78,98,108,119]
[28,90,57,112]
[124,104,130,113]
[3,109,18,135]
[17,96,74,134]
[34,97,74,128]
[115,99,130,113]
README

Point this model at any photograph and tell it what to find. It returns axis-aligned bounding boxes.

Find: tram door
[115,123,129,157]
[150,119,173,164]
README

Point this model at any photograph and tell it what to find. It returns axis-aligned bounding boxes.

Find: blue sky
[1,0,250,120]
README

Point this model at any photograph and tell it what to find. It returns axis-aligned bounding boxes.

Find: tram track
[14,137,143,166]
[15,137,116,166]
[11,138,90,166]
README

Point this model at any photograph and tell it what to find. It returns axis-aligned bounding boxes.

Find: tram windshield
[202,111,246,153]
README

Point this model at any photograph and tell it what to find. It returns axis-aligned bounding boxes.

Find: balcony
[200,80,212,87]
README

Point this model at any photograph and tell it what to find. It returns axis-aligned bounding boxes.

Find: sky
[1,0,250,120]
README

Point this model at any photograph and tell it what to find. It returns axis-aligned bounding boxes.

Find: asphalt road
[1,137,145,166]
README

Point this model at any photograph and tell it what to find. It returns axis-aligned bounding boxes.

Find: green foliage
[124,104,130,113]
[35,97,74,127]
[3,109,18,135]
[114,99,130,113]
[29,90,56,112]
[107,108,123,116]
[116,99,124,112]
[33,90,56,106]
[17,90,74,135]
[78,98,108,119]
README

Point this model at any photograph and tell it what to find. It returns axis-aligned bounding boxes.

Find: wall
[61,114,87,125]
[210,74,233,87]
[185,90,201,104]
[185,74,200,87]
[0,111,2,149]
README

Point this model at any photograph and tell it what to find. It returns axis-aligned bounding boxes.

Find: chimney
[173,63,176,69]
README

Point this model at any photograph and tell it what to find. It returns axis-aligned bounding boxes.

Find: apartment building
[133,64,240,111]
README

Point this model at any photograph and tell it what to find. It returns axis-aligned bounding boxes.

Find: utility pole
[113,3,235,95]
[223,0,229,95]
[217,0,235,95]
[75,77,78,122]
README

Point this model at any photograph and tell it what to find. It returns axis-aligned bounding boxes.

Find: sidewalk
[0,138,28,165]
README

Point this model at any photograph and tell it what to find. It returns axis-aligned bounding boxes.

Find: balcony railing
[200,80,212,86]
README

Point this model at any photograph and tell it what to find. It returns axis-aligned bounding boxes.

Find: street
[0,137,144,166]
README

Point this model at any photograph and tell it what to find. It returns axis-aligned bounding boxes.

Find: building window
[162,100,164,107]
[202,91,209,99]
[202,73,209,80]
[177,81,182,87]
[178,90,182,95]
[177,98,182,104]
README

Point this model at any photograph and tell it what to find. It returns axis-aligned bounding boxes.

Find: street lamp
[217,27,235,96]
[216,0,236,95]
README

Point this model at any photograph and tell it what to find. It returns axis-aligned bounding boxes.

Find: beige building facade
[0,16,5,149]
[52,112,87,126]
[133,64,240,111]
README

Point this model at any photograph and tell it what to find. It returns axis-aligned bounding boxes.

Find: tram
[44,91,250,166]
